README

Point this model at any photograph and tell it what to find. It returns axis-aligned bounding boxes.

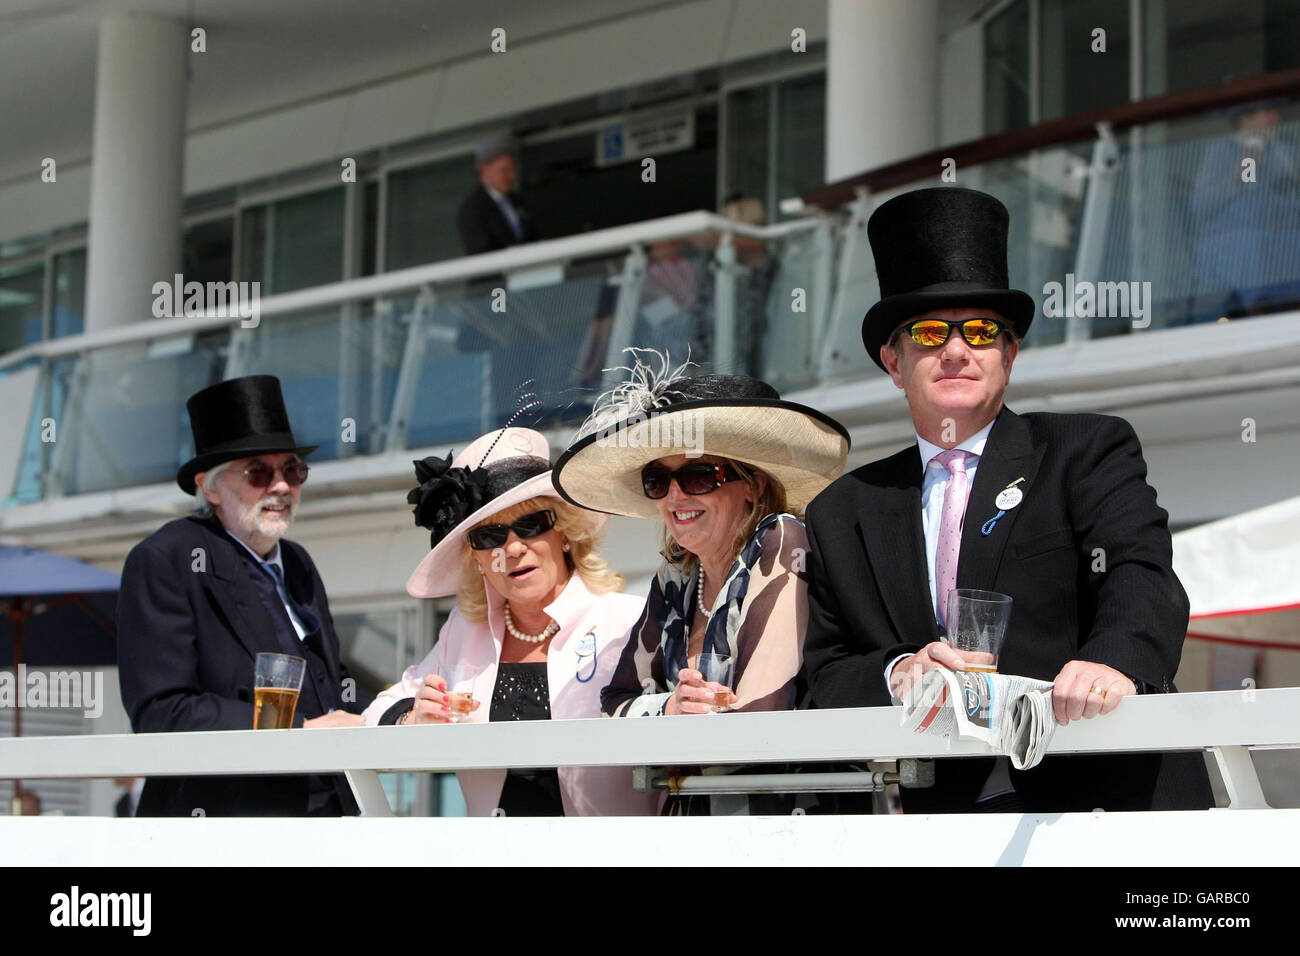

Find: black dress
[491,661,565,816]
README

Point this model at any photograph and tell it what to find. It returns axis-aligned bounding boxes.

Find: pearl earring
[562,541,570,552]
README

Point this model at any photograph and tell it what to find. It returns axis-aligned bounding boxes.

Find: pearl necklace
[697,567,713,619]
[503,604,558,644]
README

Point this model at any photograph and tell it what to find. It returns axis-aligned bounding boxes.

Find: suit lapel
[857,450,941,646]
[957,407,1044,593]
[481,187,515,245]
[196,517,291,661]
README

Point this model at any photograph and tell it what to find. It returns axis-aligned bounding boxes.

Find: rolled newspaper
[899,668,1057,770]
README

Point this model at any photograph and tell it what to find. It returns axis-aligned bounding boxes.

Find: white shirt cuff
[883,653,914,706]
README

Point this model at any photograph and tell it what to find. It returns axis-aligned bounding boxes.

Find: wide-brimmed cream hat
[553,367,849,519]
[405,428,595,599]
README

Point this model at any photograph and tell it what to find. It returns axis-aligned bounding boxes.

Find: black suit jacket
[456,185,539,256]
[117,515,370,816]
[801,408,1213,812]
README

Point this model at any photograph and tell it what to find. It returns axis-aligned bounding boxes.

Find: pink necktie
[933,449,972,626]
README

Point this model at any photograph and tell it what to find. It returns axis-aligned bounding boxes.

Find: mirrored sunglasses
[906,318,1005,348]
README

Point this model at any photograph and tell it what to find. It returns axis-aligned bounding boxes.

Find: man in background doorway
[457,131,540,255]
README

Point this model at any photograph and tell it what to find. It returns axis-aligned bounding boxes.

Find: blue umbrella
[0,544,119,809]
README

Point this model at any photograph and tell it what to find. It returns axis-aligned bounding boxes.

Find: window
[985,0,1031,135]
[725,73,827,221]
[0,261,44,354]
[1038,0,1131,122]
[50,249,86,340]
[240,186,345,293]
[1145,0,1300,97]
[384,155,471,270]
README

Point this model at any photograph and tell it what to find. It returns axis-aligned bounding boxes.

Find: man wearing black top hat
[801,187,1212,813]
[117,375,370,816]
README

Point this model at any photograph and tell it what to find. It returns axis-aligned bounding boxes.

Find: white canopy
[1173,495,1300,649]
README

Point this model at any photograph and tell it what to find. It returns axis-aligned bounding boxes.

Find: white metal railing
[0,211,823,373]
[3,208,835,504]
[1,689,1295,816]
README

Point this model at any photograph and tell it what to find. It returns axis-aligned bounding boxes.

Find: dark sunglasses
[466,509,557,550]
[641,462,742,499]
[241,461,309,488]
[904,317,1005,348]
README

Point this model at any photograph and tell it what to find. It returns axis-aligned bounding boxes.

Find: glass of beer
[694,653,735,712]
[943,589,1013,673]
[254,653,306,729]
[443,664,477,724]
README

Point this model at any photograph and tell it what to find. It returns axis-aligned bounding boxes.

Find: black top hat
[176,375,318,495]
[861,187,1035,370]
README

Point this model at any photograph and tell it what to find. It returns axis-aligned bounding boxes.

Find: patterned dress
[601,513,811,814]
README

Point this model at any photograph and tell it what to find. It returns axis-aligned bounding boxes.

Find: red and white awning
[1173,495,1300,650]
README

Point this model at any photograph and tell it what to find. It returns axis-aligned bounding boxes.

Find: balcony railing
[1,212,827,504]
[4,76,1300,506]
[0,689,1296,864]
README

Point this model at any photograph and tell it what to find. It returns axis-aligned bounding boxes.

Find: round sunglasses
[466,509,557,550]
[240,461,310,488]
[641,462,742,499]
[904,317,1005,348]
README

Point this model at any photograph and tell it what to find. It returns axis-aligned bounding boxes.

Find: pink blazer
[363,574,660,816]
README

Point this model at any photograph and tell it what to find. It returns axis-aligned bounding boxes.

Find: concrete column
[825,0,941,183]
[85,14,188,332]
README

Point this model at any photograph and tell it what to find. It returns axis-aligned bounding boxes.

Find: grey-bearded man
[117,375,370,816]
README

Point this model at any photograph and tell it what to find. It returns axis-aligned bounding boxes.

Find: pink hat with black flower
[404,427,598,599]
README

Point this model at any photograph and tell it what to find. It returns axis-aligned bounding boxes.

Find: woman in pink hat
[362,427,658,816]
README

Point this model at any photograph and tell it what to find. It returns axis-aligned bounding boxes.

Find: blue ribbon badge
[575,627,598,683]
[981,478,1026,536]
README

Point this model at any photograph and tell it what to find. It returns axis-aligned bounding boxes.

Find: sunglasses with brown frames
[239,461,310,488]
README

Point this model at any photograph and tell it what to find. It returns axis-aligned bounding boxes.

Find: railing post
[712,231,739,372]
[809,217,837,378]
[818,191,873,380]
[45,356,92,499]
[224,325,254,379]
[337,302,361,459]
[32,358,55,500]
[599,245,648,392]
[1210,745,1272,810]
[1068,121,1121,343]
[384,286,434,454]
[366,299,390,454]
[345,770,395,817]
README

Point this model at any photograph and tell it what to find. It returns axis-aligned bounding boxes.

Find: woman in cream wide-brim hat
[362,426,658,817]
[553,354,849,814]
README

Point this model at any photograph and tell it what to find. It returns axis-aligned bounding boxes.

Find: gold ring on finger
[1089,685,1107,699]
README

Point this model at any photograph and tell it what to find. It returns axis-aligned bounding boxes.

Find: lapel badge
[575,628,598,683]
[982,478,1026,536]
[995,486,1024,510]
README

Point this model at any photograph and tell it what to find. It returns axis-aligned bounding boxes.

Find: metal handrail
[0,211,822,374]
[1,689,1293,814]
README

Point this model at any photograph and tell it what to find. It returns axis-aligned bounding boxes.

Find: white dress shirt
[484,184,524,241]
[225,531,308,640]
[884,419,996,689]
